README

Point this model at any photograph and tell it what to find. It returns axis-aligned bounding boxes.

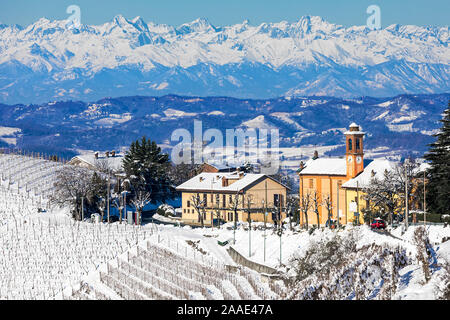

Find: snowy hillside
[0,153,448,300]
[64,221,450,300]
[0,16,448,104]
[0,153,154,299]
[0,93,448,161]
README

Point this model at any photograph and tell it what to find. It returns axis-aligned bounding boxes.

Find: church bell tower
[345,123,365,178]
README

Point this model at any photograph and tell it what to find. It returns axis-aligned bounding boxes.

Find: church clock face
[356,156,362,164]
[347,156,353,163]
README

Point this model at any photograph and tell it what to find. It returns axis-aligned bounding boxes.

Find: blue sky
[0,0,448,28]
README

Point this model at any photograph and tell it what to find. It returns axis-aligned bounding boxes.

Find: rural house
[176,171,289,225]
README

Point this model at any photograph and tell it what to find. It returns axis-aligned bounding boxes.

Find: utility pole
[279,229,282,265]
[278,215,282,266]
[216,193,220,229]
[249,218,251,257]
[405,159,409,230]
[246,195,253,258]
[262,200,267,262]
[264,181,267,262]
[356,181,360,226]
[81,196,84,221]
[107,175,110,224]
[336,182,340,228]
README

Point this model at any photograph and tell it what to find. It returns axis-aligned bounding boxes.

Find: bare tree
[94,159,113,174]
[167,163,201,186]
[363,169,403,225]
[312,191,321,228]
[98,197,106,223]
[393,158,419,222]
[227,192,243,238]
[190,193,206,227]
[269,203,282,231]
[244,194,255,228]
[286,195,300,230]
[322,193,333,228]
[131,191,151,225]
[300,192,312,230]
[111,192,125,224]
[214,193,222,229]
[51,166,96,220]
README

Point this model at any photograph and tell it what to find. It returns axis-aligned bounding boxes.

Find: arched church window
[356,138,360,150]
[348,139,353,151]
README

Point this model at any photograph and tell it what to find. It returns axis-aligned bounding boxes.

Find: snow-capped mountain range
[0,15,448,104]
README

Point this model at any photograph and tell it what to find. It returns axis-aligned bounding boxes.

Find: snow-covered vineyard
[0,153,63,202]
[0,153,449,300]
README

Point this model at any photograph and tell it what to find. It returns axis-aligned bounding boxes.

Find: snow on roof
[344,123,365,135]
[344,130,365,135]
[176,172,284,192]
[299,158,347,176]
[341,159,395,189]
[205,162,236,170]
[72,152,125,172]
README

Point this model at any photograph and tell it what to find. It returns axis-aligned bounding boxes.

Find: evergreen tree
[122,137,174,203]
[424,101,450,214]
[88,172,108,217]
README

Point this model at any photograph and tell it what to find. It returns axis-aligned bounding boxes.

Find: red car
[371,218,386,229]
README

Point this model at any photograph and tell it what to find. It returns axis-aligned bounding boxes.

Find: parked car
[371,218,386,229]
[326,219,338,229]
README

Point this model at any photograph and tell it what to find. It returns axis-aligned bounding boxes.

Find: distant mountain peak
[176,17,217,34]
[112,14,129,25]
[0,15,448,104]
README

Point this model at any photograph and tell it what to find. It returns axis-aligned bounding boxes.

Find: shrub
[434,260,450,300]
[412,227,432,282]
[156,204,175,217]
[288,230,409,300]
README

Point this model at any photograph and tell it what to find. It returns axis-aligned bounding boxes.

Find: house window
[348,138,353,151]
[223,194,226,206]
[229,195,233,204]
[203,193,207,206]
[203,211,206,220]
[274,194,280,207]
[183,209,186,213]
[187,200,190,208]
[211,194,214,203]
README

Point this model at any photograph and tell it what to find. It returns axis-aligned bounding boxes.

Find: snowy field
[132,219,450,300]
[0,153,449,300]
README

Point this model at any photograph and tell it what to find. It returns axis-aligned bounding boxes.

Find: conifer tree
[424,101,450,214]
[122,136,174,203]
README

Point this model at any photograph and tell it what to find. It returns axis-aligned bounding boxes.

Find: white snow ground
[0,153,449,300]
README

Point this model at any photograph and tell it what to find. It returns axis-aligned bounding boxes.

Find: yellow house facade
[341,159,398,224]
[176,171,289,225]
[298,123,367,226]
[298,123,406,225]
[298,122,404,226]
